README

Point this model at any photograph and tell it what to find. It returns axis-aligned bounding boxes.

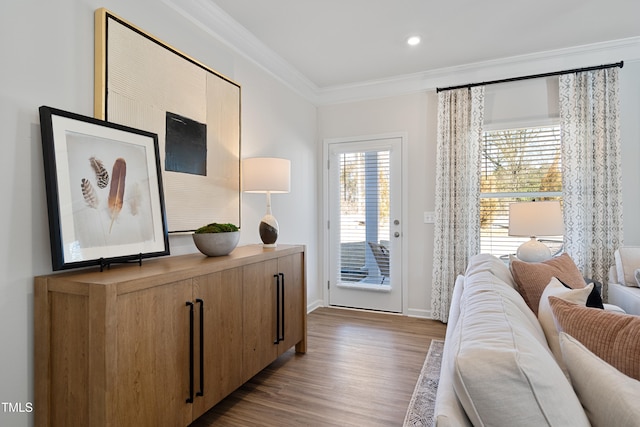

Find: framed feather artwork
[39,106,170,271]
[94,8,241,233]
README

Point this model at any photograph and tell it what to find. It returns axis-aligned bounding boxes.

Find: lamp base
[259,213,279,248]
[516,237,551,262]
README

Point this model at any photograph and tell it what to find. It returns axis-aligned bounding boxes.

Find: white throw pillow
[451,273,589,426]
[537,277,593,369]
[559,332,640,427]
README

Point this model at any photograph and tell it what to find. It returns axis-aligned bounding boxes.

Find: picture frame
[39,106,169,271]
[94,8,241,233]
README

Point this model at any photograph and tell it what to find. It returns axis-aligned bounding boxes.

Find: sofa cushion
[510,253,586,315]
[615,247,640,287]
[433,275,472,427]
[559,332,640,427]
[608,282,640,316]
[463,270,546,342]
[537,277,593,369]
[603,303,627,314]
[465,253,517,289]
[549,296,640,380]
[450,272,589,427]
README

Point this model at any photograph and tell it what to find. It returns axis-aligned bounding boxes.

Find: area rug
[403,339,444,427]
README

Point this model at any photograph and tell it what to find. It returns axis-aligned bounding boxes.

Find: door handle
[185,301,194,404]
[196,298,204,397]
[279,273,285,343]
[274,274,280,344]
[394,232,400,238]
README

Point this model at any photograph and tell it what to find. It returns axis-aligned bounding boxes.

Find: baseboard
[405,308,433,319]
[308,301,434,319]
[307,299,324,313]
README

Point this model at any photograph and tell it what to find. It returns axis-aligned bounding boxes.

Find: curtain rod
[435,61,624,93]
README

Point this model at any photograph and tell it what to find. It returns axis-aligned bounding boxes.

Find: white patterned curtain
[431,87,484,322]
[559,68,623,294]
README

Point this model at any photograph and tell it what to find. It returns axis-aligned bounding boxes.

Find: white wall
[619,61,640,244]
[0,1,318,426]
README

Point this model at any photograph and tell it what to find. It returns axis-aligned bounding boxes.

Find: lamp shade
[508,201,564,237]
[243,157,291,193]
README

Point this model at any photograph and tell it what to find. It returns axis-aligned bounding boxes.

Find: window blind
[337,150,390,283]
[480,126,563,257]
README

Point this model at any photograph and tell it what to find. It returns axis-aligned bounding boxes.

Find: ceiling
[207,0,640,89]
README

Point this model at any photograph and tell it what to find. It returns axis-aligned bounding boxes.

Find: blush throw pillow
[510,253,586,315]
[559,332,640,427]
[549,296,640,380]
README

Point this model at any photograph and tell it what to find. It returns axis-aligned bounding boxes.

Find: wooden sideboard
[34,244,306,427]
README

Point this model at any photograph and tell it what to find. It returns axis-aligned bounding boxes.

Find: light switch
[424,211,435,224]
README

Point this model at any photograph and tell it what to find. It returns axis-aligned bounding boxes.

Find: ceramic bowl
[192,231,240,256]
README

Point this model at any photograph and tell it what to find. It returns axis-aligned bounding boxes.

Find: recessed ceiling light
[407,36,421,46]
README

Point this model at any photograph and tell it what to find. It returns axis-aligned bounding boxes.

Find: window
[480,125,563,258]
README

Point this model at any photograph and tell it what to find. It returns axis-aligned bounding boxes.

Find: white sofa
[432,253,636,427]
[608,246,640,315]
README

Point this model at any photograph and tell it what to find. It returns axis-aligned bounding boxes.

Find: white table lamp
[243,157,291,247]
[508,201,564,262]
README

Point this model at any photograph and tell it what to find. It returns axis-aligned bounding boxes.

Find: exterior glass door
[327,137,402,313]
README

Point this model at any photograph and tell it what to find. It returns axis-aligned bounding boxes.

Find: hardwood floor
[190,307,447,427]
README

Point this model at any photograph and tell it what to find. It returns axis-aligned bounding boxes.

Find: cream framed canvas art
[94,8,241,232]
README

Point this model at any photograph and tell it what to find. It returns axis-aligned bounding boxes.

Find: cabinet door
[192,268,243,419]
[115,279,193,427]
[242,259,278,381]
[278,253,305,354]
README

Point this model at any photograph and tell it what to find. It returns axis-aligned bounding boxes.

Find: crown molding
[316,37,640,105]
[162,0,320,103]
[163,0,640,106]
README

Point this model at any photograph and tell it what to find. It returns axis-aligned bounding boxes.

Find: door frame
[321,132,409,314]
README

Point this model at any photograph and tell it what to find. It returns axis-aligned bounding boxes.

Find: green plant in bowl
[193,223,240,256]
[195,223,239,234]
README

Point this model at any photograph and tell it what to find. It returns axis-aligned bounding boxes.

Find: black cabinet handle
[274,274,280,344]
[279,273,285,343]
[186,301,194,404]
[196,298,204,397]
